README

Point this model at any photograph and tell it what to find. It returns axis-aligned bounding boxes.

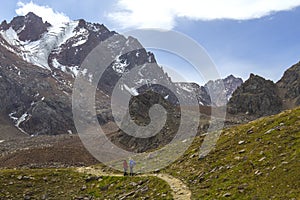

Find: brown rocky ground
[0,134,99,168]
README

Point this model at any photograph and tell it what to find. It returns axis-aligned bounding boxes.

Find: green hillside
[164,107,300,199]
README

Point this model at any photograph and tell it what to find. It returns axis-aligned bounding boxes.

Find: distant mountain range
[0,12,299,140]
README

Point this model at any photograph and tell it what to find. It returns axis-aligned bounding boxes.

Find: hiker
[129,158,136,176]
[123,160,128,176]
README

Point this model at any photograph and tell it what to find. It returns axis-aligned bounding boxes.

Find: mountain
[0,12,51,42]
[227,74,282,117]
[0,31,76,136]
[175,82,212,106]
[228,62,300,119]
[0,12,213,137]
[175,75,243,107]
[204,75,243,106]
[0,12,156,136]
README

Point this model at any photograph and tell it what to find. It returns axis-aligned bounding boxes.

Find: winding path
[76,167,191,200]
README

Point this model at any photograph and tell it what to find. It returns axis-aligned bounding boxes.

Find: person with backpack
[123,160,128,176]
[129,158,136,176]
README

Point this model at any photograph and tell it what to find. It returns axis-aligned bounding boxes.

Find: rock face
[110,90,181,152]
[0,13,147,136]
[277,62,300,108]
[0,12,50,42]
[228,62,300,118]
[204,75,243,106]
[0,34,76,135]
[48,19,116,74]
[227,74,282,117]
[174,82,211,106]
[175,75,243,106]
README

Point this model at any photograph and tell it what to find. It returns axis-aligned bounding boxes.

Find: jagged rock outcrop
[227,74,282,117]
[0,12,50,42]
[277,62,300,108]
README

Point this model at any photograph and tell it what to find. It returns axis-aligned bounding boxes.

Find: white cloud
[16,1,70,26]
[108,0,300,29]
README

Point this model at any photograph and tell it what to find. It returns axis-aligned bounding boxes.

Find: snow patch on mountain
[69,66,80,77]
[72,28,89,47]
[9,111,30,134]
[9,112,18,121]
[52,58,67,72]
[177,83,194,93]
[123,84,139,96]
[23,21,79,70]
[112,56,129,74]
[16,113,29,127]
[0,27,21,47]
[1,20,79,70]
[52,58,80,77]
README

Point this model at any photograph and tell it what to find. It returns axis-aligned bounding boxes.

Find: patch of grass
[0,169,173,199]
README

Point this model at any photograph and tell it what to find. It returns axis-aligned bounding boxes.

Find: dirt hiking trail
[77,167,191,200]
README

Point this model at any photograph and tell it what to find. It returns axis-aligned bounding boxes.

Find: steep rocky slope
[0,33,76,136]
[174,82,212,105]
[109,90,182,153]
[277,61,300,108]
[227,74,282,117]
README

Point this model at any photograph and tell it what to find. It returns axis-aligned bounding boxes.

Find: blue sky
[0,0,300,84]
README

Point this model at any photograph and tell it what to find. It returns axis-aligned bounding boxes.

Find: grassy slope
[163,107,300,199]
[0,169,172,199]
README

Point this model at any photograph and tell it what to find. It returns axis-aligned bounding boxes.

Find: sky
[0,0,300,84]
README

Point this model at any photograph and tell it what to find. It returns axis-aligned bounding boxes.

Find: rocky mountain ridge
[228,62,300,118]
[175,75,243,106]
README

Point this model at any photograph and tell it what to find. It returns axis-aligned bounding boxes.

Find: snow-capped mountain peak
[0,12,80,70]
[0,12,118,75]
